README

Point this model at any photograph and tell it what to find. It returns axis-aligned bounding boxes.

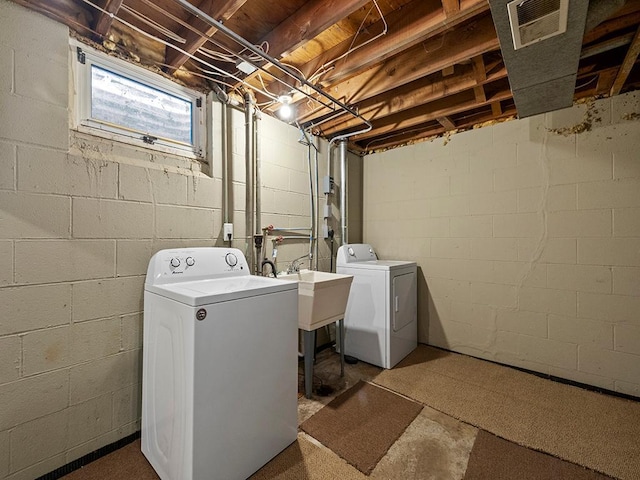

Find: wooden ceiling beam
[164,0,248,74]
[472,55,486,82]
[354,61,623,151]
[93,0,123,39]
[596,67,620,95]
[610,25,640,95]
[358,105,517,152]
[235,0,372,95]
[245,0,480,100]
[437,116,456,130]
[249,0,488,100]
[349,86,513,141]
[442,0,460,17]
[258,0,372,59]
[318,0,489,85]
[442,65,455,76]
[297,13,499,121]
[316,61,506,135]
[583,7,640,45]
[474,85,487,102]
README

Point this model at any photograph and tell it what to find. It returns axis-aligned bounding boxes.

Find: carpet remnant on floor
[250,435,364,480]
[374,345,640,480]
[464,430,614,480]
[300,380,422,474]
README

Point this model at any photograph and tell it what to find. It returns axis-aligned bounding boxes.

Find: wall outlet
[223,223,233,241]
[323,204,332,218]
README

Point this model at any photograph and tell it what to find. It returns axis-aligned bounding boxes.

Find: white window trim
[70,39,206,159]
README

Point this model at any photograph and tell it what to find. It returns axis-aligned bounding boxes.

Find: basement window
[71,41,205,158]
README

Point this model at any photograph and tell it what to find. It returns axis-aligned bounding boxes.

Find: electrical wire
[308,0,388,83]
[120,4,186,43]
[75,0,372,133]
[76,0,280,102]
[173,0,371,125]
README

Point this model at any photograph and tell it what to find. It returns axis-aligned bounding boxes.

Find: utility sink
[279,270,353,330]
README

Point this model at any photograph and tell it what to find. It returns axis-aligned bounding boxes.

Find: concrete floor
[298,347,478,479]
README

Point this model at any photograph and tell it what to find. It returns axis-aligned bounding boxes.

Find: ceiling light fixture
[277,94,294,121]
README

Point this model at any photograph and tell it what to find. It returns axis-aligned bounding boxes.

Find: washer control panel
[146,247,249,285]
[336,244,378,265]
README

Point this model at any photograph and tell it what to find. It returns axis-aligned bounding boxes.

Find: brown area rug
[464,430,613,480]
[300,381,422,474]
[250,435,365,480]
[62,439,159,480]
[374,346,640,479]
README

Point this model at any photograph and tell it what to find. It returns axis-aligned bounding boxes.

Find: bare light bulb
[277,95,294,121]
[278,103,293,120]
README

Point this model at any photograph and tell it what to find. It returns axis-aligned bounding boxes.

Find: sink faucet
[287,254,309,274]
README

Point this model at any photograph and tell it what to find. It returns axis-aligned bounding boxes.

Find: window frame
[70,40,205,159]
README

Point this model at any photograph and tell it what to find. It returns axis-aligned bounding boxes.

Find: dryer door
[392,271,416,332]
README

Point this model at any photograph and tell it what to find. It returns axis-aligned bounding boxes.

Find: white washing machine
[336,244,417,369]
[142,247,298,480]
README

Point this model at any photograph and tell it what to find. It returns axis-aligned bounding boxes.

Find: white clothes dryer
[336,244,417,369]
[142,247,298,480]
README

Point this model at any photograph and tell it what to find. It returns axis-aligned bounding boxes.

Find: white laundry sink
[279,270,353,330]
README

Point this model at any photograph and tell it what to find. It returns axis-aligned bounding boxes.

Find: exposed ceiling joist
[298,13,499,121]
[164,0,248,73]
[93,0,123,38]
[317,61,506,135]
[351,85,513,141]
[318,0,489,86]
[442,0,460,17]
[610,25,640,95]
[258,0,371,59]
[437,116,456,129]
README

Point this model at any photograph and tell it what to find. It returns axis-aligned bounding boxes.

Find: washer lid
[145,275,297,306]
[338,259,416,271]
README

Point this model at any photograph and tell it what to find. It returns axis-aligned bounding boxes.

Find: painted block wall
[364,92,640,397]
[0,1,341,478]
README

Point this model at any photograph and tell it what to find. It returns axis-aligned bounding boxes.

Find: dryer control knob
[170,257,181,268]
[186,256,195,267]
[225,253,238,267]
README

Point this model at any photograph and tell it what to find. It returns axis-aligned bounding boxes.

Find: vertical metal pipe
[221,102,230,225]
[244,93,255,272]
[254,110,262,272]
[314,138,320,270]
[254,112,261,237]
[339,139,348,246]
[306,143,315,268]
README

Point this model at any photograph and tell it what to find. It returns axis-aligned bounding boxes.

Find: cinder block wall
[0,1,338,478]
[364,92,640,397]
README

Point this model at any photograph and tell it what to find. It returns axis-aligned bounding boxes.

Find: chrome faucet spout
[287,254,309,274]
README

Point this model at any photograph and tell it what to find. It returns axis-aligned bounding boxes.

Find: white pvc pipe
[339,139,348,246]
[244,93,255,272]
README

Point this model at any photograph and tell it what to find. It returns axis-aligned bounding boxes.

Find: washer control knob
[185,256,195,267]
[225,252,238,267]
[348,247,355,256]
[170,257,181,268]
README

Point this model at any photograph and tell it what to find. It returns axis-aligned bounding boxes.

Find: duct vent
[507,0,569,49]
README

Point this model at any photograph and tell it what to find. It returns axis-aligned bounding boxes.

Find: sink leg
[338,318,345,378]
[303,330,316,398]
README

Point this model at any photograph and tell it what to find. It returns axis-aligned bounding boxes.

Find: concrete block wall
[0,1,338,477]
[364,92,640,397]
